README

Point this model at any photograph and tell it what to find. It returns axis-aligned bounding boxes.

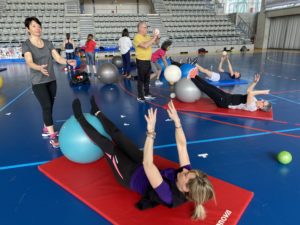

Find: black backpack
[69,71,90,86]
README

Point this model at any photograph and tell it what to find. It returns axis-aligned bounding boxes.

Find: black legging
[191,76,247,107]
[32,81,57,126]
[73,100,143,188]
[136,59,151,98]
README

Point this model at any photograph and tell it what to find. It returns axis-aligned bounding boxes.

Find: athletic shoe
[137,97,145,103]
[42,127,50,137]
[144,94,156,100]
[155,80,163,86]
[49,132,60,149]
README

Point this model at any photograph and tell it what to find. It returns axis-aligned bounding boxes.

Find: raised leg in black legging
[90,96,143,163]
[191,76,229,108]
[72,99,139,188]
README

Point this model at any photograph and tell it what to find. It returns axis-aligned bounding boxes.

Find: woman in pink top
[85,34,97,74]
[150,40,172,85]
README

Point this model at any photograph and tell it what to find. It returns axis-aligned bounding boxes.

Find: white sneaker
[155,80,163,86]
[145,94,156,100]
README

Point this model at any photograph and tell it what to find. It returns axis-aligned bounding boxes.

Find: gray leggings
[85,52,95,65]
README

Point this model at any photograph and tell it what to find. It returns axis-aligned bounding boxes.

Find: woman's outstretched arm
[143,108,163,188]
[166,101,190,167]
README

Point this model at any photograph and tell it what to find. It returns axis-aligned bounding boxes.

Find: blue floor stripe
[269,94,300,104]
[154,127,300,149]
[0,161,49,171]
[0,86,31,112]
[1,127,300,171]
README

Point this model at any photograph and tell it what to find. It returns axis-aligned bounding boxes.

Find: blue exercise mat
[207,79,248,87]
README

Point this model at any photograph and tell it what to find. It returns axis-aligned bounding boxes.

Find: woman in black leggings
[190,74,272,112]
[22,17,76,148]
[71,97,215,221]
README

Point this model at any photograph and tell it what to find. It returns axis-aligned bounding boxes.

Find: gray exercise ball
[112,56,123,69]
[97,63,119,84]
[174,78,201,103]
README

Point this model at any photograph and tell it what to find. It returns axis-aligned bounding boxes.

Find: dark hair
[66,33,70,40]
[86,34,93,44]
[87,34,93,40]
[161,39,172,51]
[122,29,129,37]
[24,17,42,29]
[231,72,241,79]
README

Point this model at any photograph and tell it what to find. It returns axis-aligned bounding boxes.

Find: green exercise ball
[277,151,292,165]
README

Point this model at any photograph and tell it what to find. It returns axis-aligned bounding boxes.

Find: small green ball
[277,151,292,164]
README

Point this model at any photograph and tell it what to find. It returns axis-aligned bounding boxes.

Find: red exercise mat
[167,98,273,120]
[39,156,253,225]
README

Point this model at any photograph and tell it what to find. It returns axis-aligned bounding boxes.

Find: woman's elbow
[143,161,154,169]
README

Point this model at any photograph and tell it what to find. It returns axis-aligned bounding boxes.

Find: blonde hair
[185,170,215,220]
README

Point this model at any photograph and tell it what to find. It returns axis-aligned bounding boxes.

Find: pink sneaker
[49,132,60,149]
[188,67,199,79]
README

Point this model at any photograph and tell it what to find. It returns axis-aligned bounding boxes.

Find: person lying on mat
[72,97,215,220]
[189,73,272,112]
[195,55,241,82]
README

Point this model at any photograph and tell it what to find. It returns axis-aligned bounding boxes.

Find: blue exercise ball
[59,113,111,164]
[180,63,198,78]
[157,57,171,72]
[157,58,171,82]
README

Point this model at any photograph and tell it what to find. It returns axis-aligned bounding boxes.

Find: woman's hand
[144,108,157,132]
[253,73,260,83]
[67,59,77,67]
[167,100,181,125]
[40,64,49,76]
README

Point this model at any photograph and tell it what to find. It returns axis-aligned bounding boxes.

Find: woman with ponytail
[72,98,215,220]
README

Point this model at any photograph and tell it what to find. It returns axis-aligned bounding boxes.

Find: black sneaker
[137,97,145,103]
[144,94,156,100]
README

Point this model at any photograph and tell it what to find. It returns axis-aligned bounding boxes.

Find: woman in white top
[190,73,272,112]
[118,28,133,79]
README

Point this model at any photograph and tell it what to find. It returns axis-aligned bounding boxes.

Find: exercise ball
[59,113,111,164]
[180,63,198,78]
[164,65,182,84]
[112,56,123,69]
[277,151,292,165]
[175,78,201,103]
[97,63,119,84]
